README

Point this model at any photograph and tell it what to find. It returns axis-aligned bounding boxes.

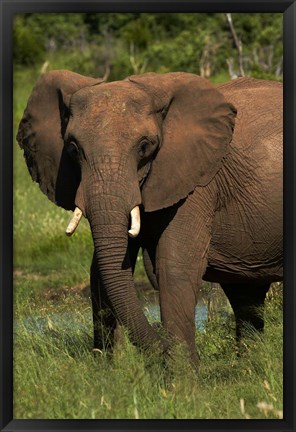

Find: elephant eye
[137,138,157,159]
[138,140,150,158]
[67,141,80,159]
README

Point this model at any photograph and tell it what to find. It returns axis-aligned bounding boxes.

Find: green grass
[13,63,283,419]
[13,285,283,419]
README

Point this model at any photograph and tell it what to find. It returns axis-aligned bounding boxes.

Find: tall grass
[13,64,283,419]
[13,287,283,419]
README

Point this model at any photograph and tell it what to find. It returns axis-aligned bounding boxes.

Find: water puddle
[15,301,209,335]
[144,303,208,331]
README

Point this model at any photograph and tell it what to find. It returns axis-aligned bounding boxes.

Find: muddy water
[17,282,230,334]
[138,282,229,331]
[17,304,208,335]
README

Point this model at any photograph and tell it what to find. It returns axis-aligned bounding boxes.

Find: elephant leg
[142,247,159,291]
[155,196,214,368]
[157,259,201,367]
[129,236,141,274]
[221,282,270,340]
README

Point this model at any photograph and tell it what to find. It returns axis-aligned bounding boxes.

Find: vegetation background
[13,13,283,419]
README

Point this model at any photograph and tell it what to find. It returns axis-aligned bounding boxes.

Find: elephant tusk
[65,207,83,236]
[128,206,141,238]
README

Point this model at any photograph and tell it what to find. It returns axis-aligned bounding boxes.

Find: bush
[13,13,282,80]
[14,16,45,65]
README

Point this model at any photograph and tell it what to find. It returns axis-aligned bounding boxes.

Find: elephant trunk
[85,186,166,352]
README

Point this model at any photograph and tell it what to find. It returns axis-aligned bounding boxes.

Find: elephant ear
[17,70,103,210]
[128,72,236,212]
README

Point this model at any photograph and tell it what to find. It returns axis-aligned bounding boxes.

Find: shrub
[14,15,45,65]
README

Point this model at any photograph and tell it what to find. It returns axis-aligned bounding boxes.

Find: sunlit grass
[13,279,283,419]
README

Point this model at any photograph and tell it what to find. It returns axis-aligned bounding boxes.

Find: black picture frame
[1,1,295,431]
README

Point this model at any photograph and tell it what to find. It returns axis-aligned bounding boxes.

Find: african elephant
[17,71,282,367]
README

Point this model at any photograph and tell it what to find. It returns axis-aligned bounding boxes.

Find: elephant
[17,70,282,367]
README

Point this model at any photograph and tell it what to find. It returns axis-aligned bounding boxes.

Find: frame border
[1,1,295,431]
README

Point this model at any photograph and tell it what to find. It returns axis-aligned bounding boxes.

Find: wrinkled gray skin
[17,71,282,367]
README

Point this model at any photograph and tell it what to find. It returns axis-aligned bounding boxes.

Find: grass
[13,63,283,419]
[13,285,283,419]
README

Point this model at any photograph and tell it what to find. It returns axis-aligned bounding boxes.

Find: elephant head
[17,70,236,352]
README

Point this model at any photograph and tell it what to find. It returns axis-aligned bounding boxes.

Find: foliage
[13,13,283,81]
[14,16,45,65]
